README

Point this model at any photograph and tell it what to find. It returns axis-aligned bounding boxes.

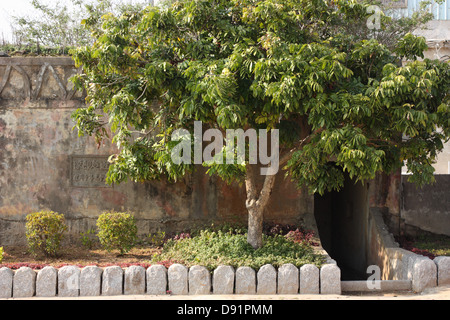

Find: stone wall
[0,57,316,246]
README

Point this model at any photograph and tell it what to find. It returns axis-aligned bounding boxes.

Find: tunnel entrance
[314,174,369,280]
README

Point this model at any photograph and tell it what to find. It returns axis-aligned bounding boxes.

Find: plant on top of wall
[25,210,68,257]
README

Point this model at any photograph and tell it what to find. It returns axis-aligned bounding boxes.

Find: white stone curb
[434,256,450,286]
[412,257,437,292]
[0,262,385,298]
[320,264,341,295]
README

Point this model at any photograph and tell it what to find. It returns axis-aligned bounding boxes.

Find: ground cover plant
[152,223,324,270]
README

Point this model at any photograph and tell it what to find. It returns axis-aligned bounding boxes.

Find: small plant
[172,232,191,241]
[96,211,138,255]
[0,247,4,263]
[25,210,67,257]
[80,228,97,250]
[285,228,317,246]
[148,230,166,247]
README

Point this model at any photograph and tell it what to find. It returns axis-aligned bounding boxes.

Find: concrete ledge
[0,263,338,298]
[0,56,74,66]
[341,280,412,292]
[367,208,441,293]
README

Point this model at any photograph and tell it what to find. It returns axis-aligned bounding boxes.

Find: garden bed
[0,245,164,270]
[0,223,325,271]
[395,233,450,259]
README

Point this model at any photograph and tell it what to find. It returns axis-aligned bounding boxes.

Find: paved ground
[4,285,449,300]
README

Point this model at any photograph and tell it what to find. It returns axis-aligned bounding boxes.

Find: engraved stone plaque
[70,155,110,188]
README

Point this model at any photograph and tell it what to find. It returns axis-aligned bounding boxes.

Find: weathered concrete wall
[0,57,315,246]
[369,171,402,236]
[367,207,415,281]
[401,175,450,237]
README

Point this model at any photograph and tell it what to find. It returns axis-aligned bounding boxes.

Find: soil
[0,245,163,269]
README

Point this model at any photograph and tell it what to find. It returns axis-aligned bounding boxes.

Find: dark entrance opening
[314,174,369,280]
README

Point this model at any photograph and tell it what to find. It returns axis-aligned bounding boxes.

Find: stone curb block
[13,267,36,298]
[235,266,256,295]
[80,266,102,297]
[168,264,188,295]
[434,256,450,286]
[257,264,277,295]
[0,267,13,298]
[102,266,123,296]
[412,257,437,292]
[320,264,341,295]
[189,265,211,295]
[36,266,57,297]
[16,262,445,297]
[300,264,320,294]
[277,263,299,294]
[125,265,146,295]
[146,264,167,295]
[58,265,80,297]
[213,265,235,295]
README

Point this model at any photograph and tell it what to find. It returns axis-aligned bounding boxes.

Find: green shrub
[96,211,138,255]
[147,230,166,247]
[0,247,4,263]
[25,210,67,257]
[80,228,97,250]
[154,229,325,271]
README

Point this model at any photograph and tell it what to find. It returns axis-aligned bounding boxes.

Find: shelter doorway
[314,174,369,280]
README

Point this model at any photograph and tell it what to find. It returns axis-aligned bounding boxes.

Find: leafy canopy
[71,0,450,194]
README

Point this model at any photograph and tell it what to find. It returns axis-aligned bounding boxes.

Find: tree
[10,0,146,50]
[71,0,450,249]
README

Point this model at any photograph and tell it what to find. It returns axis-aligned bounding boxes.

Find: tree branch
[255,173,276,210]
[279,127,325,168]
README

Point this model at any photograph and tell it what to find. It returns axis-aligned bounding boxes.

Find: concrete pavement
[3,285,449,300]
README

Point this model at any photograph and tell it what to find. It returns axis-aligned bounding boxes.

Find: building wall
[392,0,450,21]
[0,57,315,246]
[412,19,450,174]
[401,175,450,236]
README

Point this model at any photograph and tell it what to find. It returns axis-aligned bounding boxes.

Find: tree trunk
[245,117,311,249]
[247,206,264,249]
[245,164,276,249]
